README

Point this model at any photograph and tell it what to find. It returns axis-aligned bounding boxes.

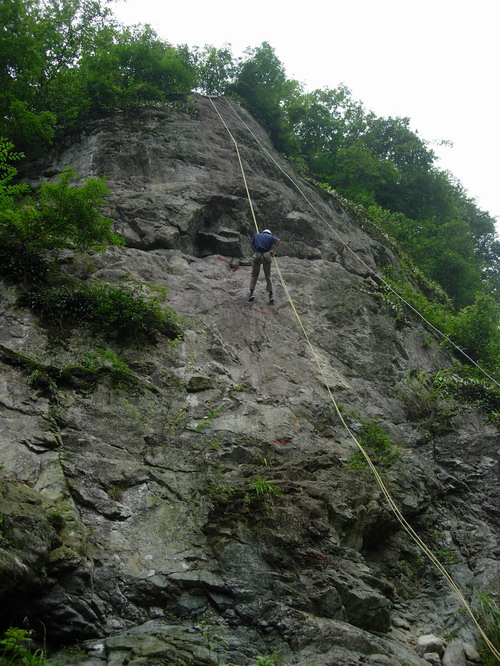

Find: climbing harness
[207,95,500,661]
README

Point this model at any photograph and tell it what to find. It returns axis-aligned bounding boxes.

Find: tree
[0,138,30,210]
[286,86,367,181]
[230,42,300,151]
[362,116,436,170]
[450,293,500,369]
[331,142,399,207]
[0,0,113,152]
[0,1,196,152]
[0,0,57,151]
[79,25,196,118]
[192,44,236,95]
[0,165,122,283]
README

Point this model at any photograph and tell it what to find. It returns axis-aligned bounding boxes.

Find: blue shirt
[252,232,279,252]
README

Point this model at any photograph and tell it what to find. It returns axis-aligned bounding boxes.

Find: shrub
[398,370,439,420]
[0,168,123,285]
[474,593,500,666]
[449,293,500,370]
[348,417,401,469]
[381,273,500,383]
[24,283,182,342]
[0,627,46,665]
[244,478,282,506]
[81,349,138,388]
[187,404,223,432]
[433,367,500,419]
[0,139,30,204]
[381,274,453,333]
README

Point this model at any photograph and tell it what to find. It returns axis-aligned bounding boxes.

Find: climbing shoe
[248,290,255,301]
[268,292,274,304]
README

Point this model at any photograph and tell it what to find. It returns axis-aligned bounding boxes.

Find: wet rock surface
[1,95,499,664]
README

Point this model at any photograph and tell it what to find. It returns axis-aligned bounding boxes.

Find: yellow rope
[208,97,260,235]
[222,98,500,390]
[207,95,500,661]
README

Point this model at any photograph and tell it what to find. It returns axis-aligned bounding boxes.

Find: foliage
[24,282,183,342]
[47,645,91,665]
[199,613,228,657]
[375,208,485,309]
[398,371,439,420]
[79,25,196,118]
[46,508,66,532]
[0,0,195,153]
[28,367,58,395]
[254,454,276,467]
[379,268,500,376]
[348,417,401,470]
[0,166,122,284]
[433,367,500,420]
[380,272,453,330]
[0,141,183,347]
[206,481,235,501]
[249,652,286,665]
[187,404,223,432]
[107,483,125,501]
[448,293,500,368]
[81,349,138,388]
[0,138,30,205]
[474,593,500,666]
[34,169,120,251]
[397,364,500,423]
[244,478,282,506]
[192,44,236,95]
[0,0,111,152]
[0,627,46,665]
[229,42,300,152]
[435,546,460,566]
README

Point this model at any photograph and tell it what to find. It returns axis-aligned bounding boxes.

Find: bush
[381,274,500,378]
[81,349,138,388]
[449,293,500,370]
[474,593,500,666]
[433,367,500,420]
[0,165,123,285]
[244,478,282,506]
[381,273,453,333]
[398,370,439,420]
[24,282,182,342]
[0,627,46,665]
[349,417,401,469]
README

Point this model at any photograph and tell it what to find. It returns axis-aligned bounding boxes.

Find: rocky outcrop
[1,95,498,664]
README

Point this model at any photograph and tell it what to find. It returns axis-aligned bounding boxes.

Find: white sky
[113,0,500,233]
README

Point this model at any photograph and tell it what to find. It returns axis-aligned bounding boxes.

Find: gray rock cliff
[0,94,498,665]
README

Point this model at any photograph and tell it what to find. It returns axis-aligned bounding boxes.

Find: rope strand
[208,95,500,661]
[222,98,500,389]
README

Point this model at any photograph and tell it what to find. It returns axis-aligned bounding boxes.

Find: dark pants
[249,251,273,292]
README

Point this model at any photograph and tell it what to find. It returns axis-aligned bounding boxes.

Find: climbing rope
[221,98,500,390]
[207,95,500,661]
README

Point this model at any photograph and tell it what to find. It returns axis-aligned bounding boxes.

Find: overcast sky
[113,0,500,233]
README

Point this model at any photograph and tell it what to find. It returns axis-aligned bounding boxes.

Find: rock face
[1,95,499,665]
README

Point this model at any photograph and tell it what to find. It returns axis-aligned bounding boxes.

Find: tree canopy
[0,0,195,153]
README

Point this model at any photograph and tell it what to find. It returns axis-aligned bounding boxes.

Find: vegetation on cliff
[0,31,499,662]
[1,0,499,376]
[0,138,183,343]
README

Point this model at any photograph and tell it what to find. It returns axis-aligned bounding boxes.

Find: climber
[247,229,280,304]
